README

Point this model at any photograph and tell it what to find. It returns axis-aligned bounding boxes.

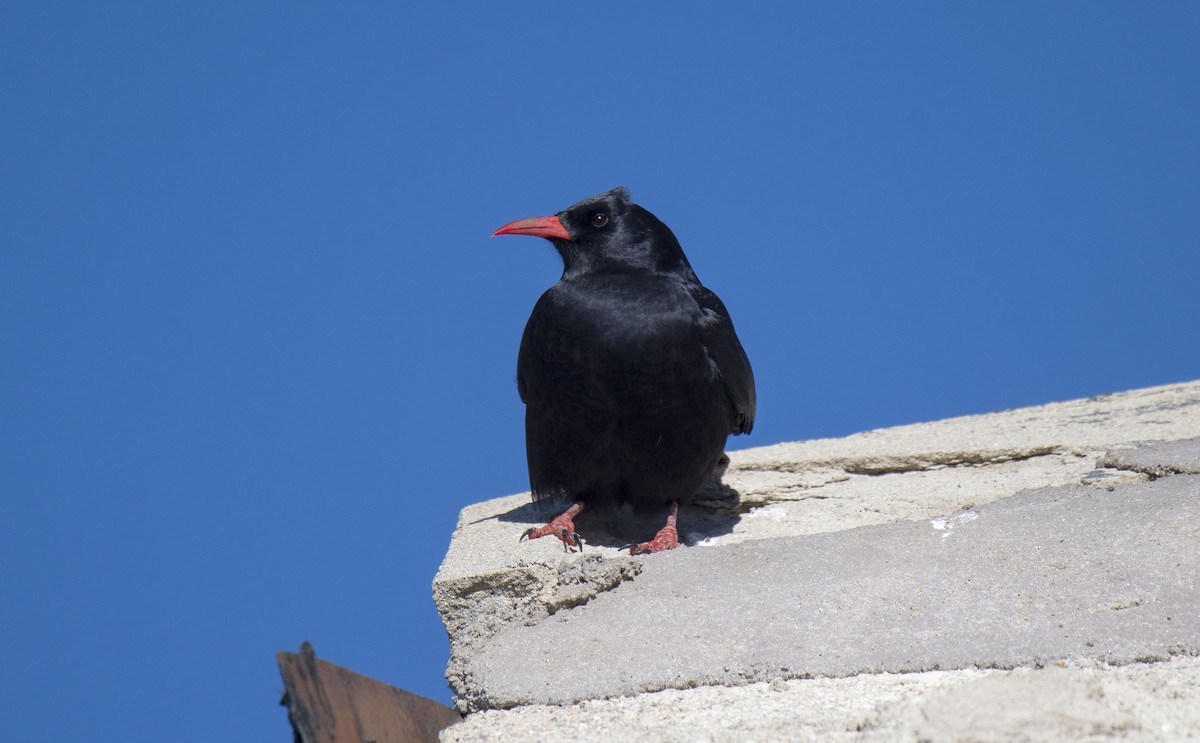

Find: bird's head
[492,187,696,280]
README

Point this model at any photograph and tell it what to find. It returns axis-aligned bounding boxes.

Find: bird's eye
[590,212,609,228]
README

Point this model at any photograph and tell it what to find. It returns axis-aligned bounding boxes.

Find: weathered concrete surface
[457,473,1200,710]
[435,381,1200,740]
[443,657,1200,742]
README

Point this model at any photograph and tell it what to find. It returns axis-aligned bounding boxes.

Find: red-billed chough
[492,188,755,554]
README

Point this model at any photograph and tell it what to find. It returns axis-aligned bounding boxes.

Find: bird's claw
[520,526,583,552]
[560,529,583,553]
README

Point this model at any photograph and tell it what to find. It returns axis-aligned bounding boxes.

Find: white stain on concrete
[930,511,978,539]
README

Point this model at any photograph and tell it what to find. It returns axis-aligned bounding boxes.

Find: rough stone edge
[438,553,642,714]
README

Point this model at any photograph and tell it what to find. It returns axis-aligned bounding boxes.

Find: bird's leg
[520,501,585,552]
[625,500,680,555]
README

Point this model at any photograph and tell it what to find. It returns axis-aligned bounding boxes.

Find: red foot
[625,501,681,555]
[520,501,585,552]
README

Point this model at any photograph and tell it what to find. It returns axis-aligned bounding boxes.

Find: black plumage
[492,187,755,553]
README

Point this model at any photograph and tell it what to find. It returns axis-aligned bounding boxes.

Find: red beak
[491,215,571,241]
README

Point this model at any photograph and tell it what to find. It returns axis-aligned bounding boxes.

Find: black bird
[492,188,755,554]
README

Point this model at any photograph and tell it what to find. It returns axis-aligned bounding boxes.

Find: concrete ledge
[434,380,1200,740]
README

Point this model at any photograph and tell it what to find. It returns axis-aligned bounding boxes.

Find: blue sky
[2,3,1197,740]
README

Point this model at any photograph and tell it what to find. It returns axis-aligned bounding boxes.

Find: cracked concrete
[1099,437,1200,478]
[433,380,1200,740]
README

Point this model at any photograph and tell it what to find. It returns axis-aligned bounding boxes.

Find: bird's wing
[516,288,622,501]
[690,284,756,434]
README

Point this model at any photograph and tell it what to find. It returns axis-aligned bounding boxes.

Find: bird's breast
[520,276,713,399]
[552,277,697,349]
